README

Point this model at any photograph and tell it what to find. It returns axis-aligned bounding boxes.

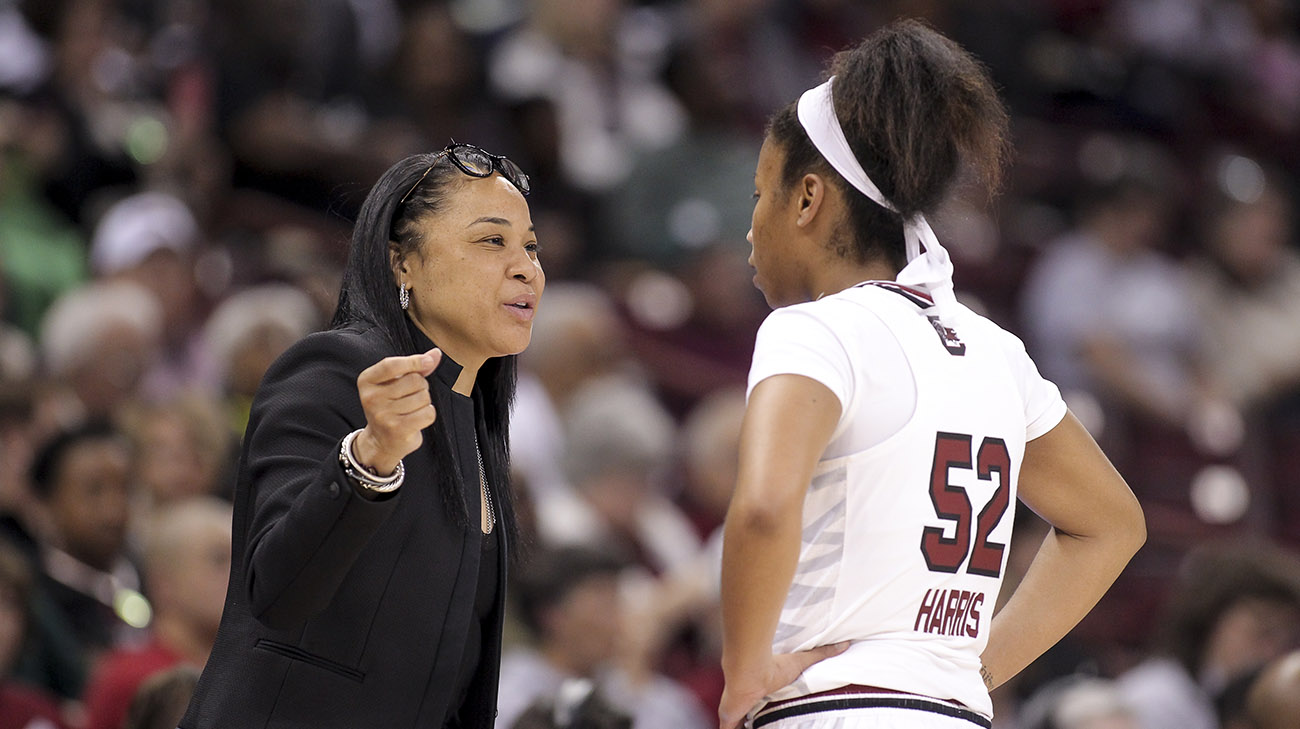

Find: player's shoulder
[761,296,833,329]
[946,306,1042,379]
[759,293,869,345]
[951,304,1027,348]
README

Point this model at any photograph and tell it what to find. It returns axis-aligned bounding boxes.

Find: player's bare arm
[720,374,849,729]
[980,411,1146,688]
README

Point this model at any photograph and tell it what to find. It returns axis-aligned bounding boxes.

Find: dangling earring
[398,283,410,310]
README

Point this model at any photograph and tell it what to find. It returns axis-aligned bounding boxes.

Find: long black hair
[331,151,522,552]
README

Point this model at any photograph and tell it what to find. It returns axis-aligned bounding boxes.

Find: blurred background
[2,1,1300,728]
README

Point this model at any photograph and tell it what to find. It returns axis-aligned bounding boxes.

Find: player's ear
[796,173,826,227]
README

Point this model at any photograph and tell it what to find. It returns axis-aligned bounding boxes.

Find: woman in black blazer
[181,144,544,729]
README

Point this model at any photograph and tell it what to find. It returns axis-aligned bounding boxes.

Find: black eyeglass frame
[397,143,531,206]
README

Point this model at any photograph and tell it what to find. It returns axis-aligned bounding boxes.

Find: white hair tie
[796,77,958,319]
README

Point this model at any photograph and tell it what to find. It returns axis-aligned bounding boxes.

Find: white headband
[797,77,958,319]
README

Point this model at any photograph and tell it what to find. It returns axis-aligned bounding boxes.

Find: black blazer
[181,322,505,729]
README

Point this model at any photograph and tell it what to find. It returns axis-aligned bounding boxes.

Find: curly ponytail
[768,19,1009,269]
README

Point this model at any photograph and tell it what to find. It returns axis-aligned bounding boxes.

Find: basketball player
[719,20,1147,729]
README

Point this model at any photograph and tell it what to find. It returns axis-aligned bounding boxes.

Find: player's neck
[808,257,898,301]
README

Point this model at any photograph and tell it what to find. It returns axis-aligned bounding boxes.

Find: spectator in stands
[1021,177,1201,432]
[1245,650,1300,729]
[82,497,231,729]
[599,1,775,265]
[0,94,86,337]
[28,0,143,219]
[511,679,633,729]
[664,0,818,135]
[1019,676,1141,729]
[499,546,710,729]
[89,191,211,399]
[611,387,745,715]
[1116,543,1300,729]
[207,0,404,212]
[123,396,233,515]
[488,0,685,192]
[677,386,745,544]
[0,540,68,729]
[38,281,162,421]
[1187,166,1300,413]
[28,421,146,664]
[618,244,766,416]
[558,377,698,576]
[1230,1,1300,142]
[382,3,505,158]
[121,665,201,729]
[0,386,86,702]
[512,282,631,508]
[199,283,321,440]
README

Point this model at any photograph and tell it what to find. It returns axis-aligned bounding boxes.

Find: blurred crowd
[2,0,1300,728]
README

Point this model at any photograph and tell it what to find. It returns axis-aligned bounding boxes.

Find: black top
[430,326,502,726]
[180,321,506,729]
[453,526,499,726]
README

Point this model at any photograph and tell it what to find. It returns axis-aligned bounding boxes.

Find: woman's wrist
[340,429,404,494]
[351,428,400,477]
[721,647,774,681]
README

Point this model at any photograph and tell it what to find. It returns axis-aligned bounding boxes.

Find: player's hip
[755,685,990,729]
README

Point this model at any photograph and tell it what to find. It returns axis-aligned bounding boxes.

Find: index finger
[361,349,441,384]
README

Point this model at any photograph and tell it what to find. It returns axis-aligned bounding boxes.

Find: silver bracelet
[339,429,404,493]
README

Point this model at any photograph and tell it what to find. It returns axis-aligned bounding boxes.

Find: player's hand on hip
[719,642,850,729]
[352,348,441,475]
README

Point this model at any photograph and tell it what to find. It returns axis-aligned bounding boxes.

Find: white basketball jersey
[748,282,1066,718]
